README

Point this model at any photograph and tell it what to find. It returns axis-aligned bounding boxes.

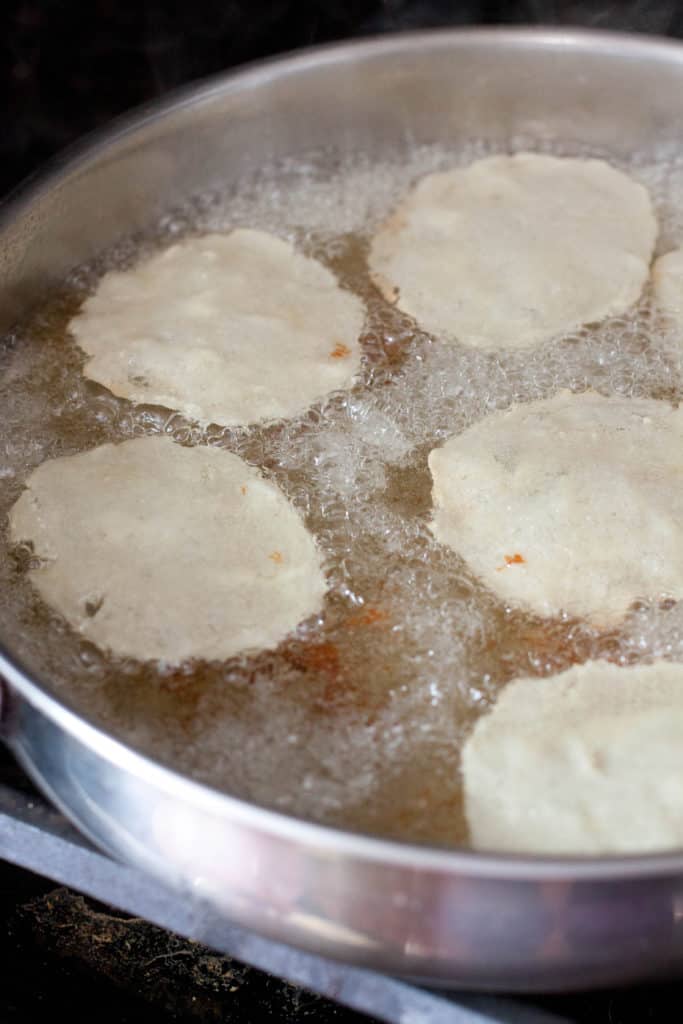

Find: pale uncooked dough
[9,435,327,663]
[428,390,683,625]
[70,229,365,427]
[653,247,683,329]
[369,153,656,349]
[463,660,683,854]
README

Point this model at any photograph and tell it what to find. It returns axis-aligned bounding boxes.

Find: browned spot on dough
[330,342,351,359]
[240,485,248,495]
[268,550,284,564]
[496,552,526,572]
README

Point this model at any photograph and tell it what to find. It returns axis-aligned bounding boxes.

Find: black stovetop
[4,742,683,1024]
[4,2,683,1021]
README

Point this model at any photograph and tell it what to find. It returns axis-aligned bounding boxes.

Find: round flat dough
[369,153,656,349]
[463,660,683,854]
[428,390,683,625]
[653,247,683,328]
[9,435,327,663]
[70,229,365,427]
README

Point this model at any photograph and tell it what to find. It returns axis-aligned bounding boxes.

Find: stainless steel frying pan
[2,27,683,993]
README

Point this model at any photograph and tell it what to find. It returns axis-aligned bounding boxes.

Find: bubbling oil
[3,139,683,848]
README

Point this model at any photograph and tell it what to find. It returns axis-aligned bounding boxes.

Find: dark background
[3,0,683,199]
[4,1,683,1021]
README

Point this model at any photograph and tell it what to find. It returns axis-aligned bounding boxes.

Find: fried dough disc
[428,390,683,624]
[463,660,683,854]
[71,229,365,426]
[369,154,656,348]
[9,435,327,663]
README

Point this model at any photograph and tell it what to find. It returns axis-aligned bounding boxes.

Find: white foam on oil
[3,140,683,845]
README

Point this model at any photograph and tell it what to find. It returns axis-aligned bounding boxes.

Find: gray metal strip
[0,783,568,1024]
